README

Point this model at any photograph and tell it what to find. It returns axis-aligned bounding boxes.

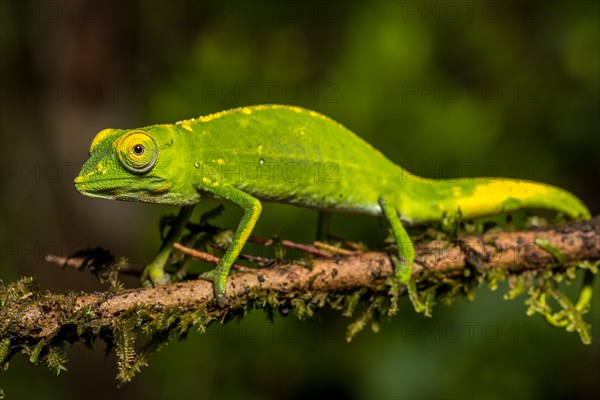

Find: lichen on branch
[1,215,598,386]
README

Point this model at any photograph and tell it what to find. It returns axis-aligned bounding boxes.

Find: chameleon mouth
[74,176,133,183]
[75,190,118,201]
[74,176,134,193]
[74,176,169,201]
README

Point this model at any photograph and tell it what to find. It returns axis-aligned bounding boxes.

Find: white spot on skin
[96,162,107,175]
[175,117,195,125]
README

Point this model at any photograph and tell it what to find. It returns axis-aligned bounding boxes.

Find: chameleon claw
[215,288,228,308]
[198,268,229,307]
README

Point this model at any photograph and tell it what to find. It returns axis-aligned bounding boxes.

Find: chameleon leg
[378,195,414,284]
[316,210,332,241]
[142,205,195,286]
[198,186,262,307]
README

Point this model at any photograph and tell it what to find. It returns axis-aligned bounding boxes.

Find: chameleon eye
[115,131,158,174]
[132,144,145,155]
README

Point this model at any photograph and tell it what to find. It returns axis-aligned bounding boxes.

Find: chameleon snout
[74,160,109,193]
[73,174,89,194]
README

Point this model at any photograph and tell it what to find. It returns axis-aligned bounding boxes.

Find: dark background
[1,1,599,399]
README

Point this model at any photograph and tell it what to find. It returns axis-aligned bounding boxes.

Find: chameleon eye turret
[115,131,158,174]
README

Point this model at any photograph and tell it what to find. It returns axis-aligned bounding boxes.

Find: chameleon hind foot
[198,268,228,307]
[390,253,412,284]
[379,195,427,314]
[378,195,415,284]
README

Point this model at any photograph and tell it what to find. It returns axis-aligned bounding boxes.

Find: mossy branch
[1,216,598,385]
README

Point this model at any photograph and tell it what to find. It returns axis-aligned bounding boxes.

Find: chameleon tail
[408,177,591,222]
[401,175,593,342]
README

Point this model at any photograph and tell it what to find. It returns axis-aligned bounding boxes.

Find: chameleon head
[74,126,187,204]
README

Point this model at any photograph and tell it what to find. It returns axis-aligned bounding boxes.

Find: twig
[312,241,357,255]
[172,242,249,271]
[207,243,274,264]
[327,235,369,251]
[248,236,334,258]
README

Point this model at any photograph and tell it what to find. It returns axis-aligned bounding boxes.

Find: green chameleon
[75,104,591,307]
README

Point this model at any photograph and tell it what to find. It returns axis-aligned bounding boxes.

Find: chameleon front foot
[390,254,412,284]
[198,268,228,307]
[141,262,171,287]
[141,206,196,288]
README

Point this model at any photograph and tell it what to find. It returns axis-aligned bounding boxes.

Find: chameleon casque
[75,104,591,307]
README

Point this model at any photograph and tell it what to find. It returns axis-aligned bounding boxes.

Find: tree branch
[1,217,598,382]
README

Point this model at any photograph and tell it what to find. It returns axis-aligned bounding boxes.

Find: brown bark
[7,217,599,340]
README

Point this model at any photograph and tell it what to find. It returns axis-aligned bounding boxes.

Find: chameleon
[74,104,591,307]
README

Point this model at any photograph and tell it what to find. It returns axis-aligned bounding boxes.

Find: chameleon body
[75,104,591,306]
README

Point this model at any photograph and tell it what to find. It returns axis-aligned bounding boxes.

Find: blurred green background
[1,1,599,399]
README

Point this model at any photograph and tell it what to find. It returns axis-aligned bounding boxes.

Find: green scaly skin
[75,105,591,307]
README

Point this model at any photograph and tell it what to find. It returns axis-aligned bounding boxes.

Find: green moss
[342,288,365,317]
[504,275,527,300]
[1,210,596,385]
[517,266,596,344]
[0,338,10,367]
